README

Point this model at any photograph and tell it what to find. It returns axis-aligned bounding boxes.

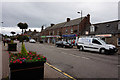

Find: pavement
[1,42,67,80]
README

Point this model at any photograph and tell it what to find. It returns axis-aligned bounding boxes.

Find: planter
[9,61,45,80]
[8,43,17,51]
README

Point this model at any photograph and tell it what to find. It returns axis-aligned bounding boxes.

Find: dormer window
[90,25,95,32]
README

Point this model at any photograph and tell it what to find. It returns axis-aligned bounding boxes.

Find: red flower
[22,58,25,60]
[38,58,41,60]
[17,59,20,62]
[13,61,16,63]
[30,58,32,60]
[19,61,22,64]
[29,53,32,55]
[10,61,12,63]
[43,56,45,58]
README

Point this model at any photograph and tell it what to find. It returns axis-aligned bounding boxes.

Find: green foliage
[17,34,29,42]
[21,43,28,56]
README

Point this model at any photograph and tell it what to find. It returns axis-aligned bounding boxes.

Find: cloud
[1,1,119,35]
[1,27,41,36]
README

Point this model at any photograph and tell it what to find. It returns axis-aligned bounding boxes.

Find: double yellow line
[46,62,76,80]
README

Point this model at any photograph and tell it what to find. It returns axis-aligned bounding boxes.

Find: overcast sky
[1,0,120,36]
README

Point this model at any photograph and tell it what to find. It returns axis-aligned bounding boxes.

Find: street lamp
[77,10,82,36]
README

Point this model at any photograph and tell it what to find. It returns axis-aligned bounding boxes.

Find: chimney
[34,29,36,32]
[51,24,54,27]
[41,25,44,31]
[29,29,31,32]
[87,14,90,22]
[67,18,70,22]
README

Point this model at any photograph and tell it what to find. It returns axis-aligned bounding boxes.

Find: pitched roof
[44,17,85,30]
[64,17,84,27]
[92,20,120,34]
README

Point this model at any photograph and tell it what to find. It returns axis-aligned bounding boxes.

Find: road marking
[61,52,67,54]
[46,62,76,80]
[69,54,80,57]
[82,57,90,60]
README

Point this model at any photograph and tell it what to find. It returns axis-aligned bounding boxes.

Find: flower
[19,61,22,64]
[9,51,47,64]
[38,58,41,60]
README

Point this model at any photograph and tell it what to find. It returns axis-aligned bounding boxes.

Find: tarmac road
[18,42,118,79]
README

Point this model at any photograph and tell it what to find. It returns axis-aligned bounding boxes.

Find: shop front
[40,36,46,43]
[46,35,60,44]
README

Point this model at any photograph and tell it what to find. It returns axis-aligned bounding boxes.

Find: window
[90,25,95,32]
[57,30,59,35]
[66,29,68,33]
[53,31,54,35]
[118,23,120,30]
[118,38,120,46]
[71,28,73,33]
[49,31,51,35]
[92,39,101,45]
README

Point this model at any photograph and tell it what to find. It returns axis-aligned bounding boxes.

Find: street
[17,42,118,78]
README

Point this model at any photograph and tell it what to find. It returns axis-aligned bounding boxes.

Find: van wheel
[100,48,106,54]
[79,46,84,51]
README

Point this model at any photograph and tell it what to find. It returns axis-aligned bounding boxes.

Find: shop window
[118,38,120,46]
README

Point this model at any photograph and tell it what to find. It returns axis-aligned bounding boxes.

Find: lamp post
[77,10,82,36]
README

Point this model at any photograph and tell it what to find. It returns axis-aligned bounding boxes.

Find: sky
[0,0,120,36]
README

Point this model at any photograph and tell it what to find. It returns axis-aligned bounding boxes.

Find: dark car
[56,41,73,48]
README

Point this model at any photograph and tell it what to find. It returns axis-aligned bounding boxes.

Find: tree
[11,31,16,40]
[17,22,28,34]
[17,22,28,44]
[11,31,16,36]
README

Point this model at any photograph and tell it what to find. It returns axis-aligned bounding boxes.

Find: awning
[95,34,112,37]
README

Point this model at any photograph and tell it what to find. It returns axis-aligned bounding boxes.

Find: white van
[77,37,118,54]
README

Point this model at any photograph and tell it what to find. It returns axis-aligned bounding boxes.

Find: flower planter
[9,61,45,80]
[8,43,17,51]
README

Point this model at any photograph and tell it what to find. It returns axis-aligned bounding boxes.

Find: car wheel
[63,46,66,48]
[100,48,106,54]
[79,46,84,51]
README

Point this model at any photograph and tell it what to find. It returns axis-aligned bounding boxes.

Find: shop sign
[46,35,60,38]
[62,34,77,37]
[41,36,46,38]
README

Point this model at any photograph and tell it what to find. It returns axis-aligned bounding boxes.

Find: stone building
[82,20,120,48]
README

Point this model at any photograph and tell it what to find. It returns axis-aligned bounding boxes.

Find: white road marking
[82,57,90,60]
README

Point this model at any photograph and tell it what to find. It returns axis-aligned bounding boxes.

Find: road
[18,42,118,79]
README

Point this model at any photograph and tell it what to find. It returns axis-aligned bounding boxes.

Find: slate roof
[44,17,84,30]
[90,20,120,35]
[64,17,84,27]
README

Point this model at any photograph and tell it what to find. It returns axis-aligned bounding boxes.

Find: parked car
[29,39,36,43]
[77,37,118,54]
[56,41,73,48]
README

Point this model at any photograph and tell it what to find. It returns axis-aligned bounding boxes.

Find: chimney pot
[67,18,70,22]
[51,24,54,27]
